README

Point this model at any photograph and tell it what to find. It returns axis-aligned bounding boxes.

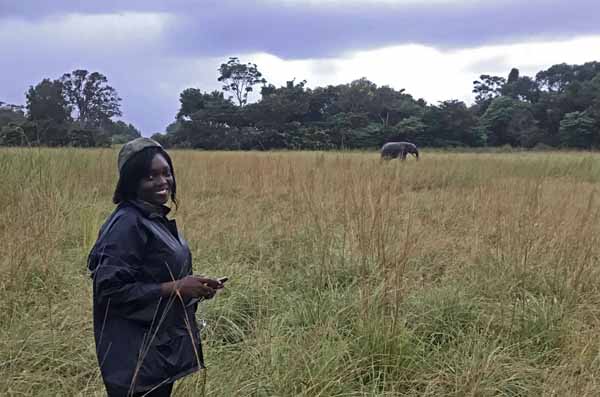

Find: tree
[418,101,484,147]
[0,102,26,130]
[60,70,122,128]
[66,126,111,147]
[536,63,575,93]
[26,79,71,123]
[25,79,72,145]
[393,115,426,143]
[0,123,28,146]
[372,85,422,128]
[558,111,596,148]
[531,67,600,144]
[472,74,506,115]
[480,96,541,147]
[247,79,311,126]
[501,68,540,103]
[217,57,267,106]
[177,89,234,120]
[150,132,171,148]
[103,120,141,144]
[473,75,506,103]
[335,78,378,114]
[507,68,520,84]
[504,76,539,103]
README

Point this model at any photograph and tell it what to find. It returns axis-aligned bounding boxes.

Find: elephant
[380,141,419,160]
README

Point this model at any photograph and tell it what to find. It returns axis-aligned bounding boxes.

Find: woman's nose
[156,174,168,186]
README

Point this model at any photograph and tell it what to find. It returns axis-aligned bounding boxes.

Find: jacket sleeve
[91,211,163,324]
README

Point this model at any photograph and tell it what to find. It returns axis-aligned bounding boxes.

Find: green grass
[3,148,600,396]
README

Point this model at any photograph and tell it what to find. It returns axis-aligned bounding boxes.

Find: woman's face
[136,153,174,206]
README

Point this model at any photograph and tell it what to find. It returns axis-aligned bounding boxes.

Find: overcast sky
[1,0,600,135]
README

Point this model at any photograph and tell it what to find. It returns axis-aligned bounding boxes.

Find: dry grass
[3,148,600,396]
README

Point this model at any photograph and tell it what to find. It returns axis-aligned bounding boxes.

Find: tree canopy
[155,60,600,151]
[217,57,267,107]
[60,70,122,128]
[1,70,132,147]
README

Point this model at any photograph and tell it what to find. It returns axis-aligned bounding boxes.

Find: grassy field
[3,148,600,396]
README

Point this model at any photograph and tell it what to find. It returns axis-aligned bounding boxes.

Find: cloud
[2,0,600,58]
[465,56,511,76]
[0,12,172,56]
[160,0,600,59]
[250,34,600,106]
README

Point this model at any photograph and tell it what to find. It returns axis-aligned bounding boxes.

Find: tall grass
[2,148,600,396]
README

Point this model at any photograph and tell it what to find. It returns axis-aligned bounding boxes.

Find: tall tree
[335,78,379,114]
[473,74,506,103]
[60,70,122,128]
[501,68,540,102]
[25,79,72,146]
[472,74,506,115]
[507,68,520,84]
[26,79,71,123]
[503,75,540,103]
[217,57,267,106]
[535,63,575,93]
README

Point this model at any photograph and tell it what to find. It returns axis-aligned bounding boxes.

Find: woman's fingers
[194,276,225,289]
[200,284,216,299]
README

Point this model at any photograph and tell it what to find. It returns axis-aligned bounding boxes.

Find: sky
[1,0,600,135]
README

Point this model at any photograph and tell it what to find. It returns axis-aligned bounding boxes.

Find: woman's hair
[112,147,178,207]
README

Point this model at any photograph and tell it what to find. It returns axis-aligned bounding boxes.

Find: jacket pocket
[154,330,203,376]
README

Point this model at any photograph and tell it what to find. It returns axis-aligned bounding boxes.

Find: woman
[88,137,223,396]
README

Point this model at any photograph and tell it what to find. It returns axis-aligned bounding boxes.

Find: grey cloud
[2,0,600,58]
[173,0,600,59]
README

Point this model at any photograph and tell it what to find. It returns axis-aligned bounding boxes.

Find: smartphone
[217,276,229,283]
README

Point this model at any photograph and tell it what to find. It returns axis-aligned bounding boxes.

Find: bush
[0,123,28,146]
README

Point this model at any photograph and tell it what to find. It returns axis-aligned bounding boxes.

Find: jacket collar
[127,199,171,219]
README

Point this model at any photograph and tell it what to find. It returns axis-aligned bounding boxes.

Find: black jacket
[88,200,203,395]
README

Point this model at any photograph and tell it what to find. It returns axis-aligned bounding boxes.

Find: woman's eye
[146,171,170,181]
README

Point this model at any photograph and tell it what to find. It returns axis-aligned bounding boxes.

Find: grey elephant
[381,141,419,160]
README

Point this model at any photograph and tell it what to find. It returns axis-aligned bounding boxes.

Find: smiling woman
[87,137,225,397]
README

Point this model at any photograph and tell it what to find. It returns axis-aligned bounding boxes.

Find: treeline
[152,59,600,150]
[2,59,600,149]
[0,70,140,147]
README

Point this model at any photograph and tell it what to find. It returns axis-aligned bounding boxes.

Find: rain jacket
[88,200,203,396]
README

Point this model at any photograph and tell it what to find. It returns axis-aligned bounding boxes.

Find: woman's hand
[193,276,225,290]
[160,275,223,299]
